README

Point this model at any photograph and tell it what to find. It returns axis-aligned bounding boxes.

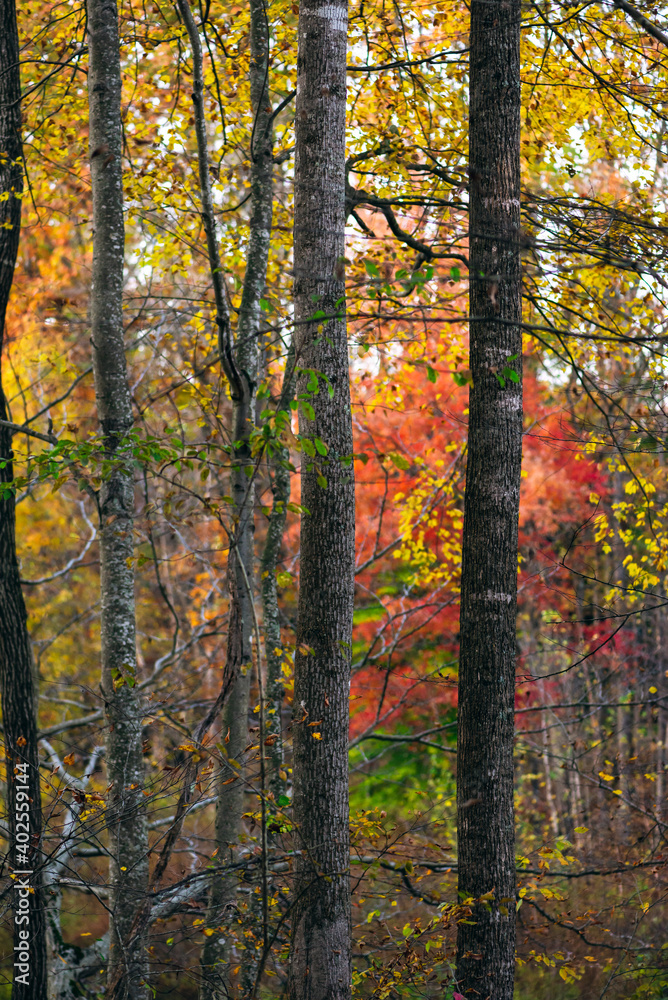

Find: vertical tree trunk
[86,2,149,996]
[288,0,354,997]
[212,0,274,881]
[541,714,560,839]
[262,340,295,797]
[0,3,48,997]
[209,0,273,884]
[456,0,521,996]
[176,0,273,992]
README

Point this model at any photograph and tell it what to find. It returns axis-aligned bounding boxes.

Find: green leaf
[287,501,310,515]
[450,266,461,281]
[452,371,468,386]
[317,473,328,488]
[314,437,328,455]
[277,794,290,807]
[365,260,380,277]
[302,401,315,421]
[389,452,410,470]
[302,438,316,457]
[426,365,437,383]
[353,605,385,623]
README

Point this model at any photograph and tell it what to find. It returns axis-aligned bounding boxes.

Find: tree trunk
[210,0,273,888]
[262,339,295,799]
[0,2,49,997]
[541,713,560,839]
[456,0,521,996]
[86,2,149,996]
[178,0,273,991]
[288,0,354,997]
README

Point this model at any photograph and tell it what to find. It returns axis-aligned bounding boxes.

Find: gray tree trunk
[287,0,354,997]
[262,339,295,798]
[86,2,149,996]
[456,0,522,997]
[173,1,273,996]
[0,3,48,997]
[204,0,273,919]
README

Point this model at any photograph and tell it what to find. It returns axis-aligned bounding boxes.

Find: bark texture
[86,2,149,996]
[207,0,273,891]
[174,0,272,994]
[456,1,522,997]
[262,340,295,796]
[288,0,354,997]
[0,3,48,997]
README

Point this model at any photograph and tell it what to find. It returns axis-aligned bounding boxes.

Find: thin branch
[613,0,668,47]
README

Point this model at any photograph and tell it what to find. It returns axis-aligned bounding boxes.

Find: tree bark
[207,0,273,898]
[86,2,149,996]
[174,0,273,994]
[288,0,354,997]
[262,339,295,798]
[456,0,521,997]
[0,2,49,997]
[541,713,560,839]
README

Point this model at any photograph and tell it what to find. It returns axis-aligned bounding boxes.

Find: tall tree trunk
[174,0,272,994]
[207,0,273,908]
[262,339,295,798]
[541,713,560,839]
[287,0,354,997]
[0,2,48,997]
[456,0,521,996]
[86,2,149,996]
